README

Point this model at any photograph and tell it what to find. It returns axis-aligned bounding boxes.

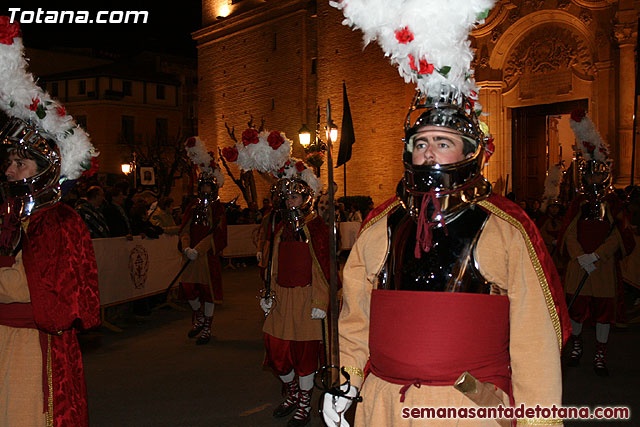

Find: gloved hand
[583,262,597,274]
[577,253,599,268]
[259,296,273,313]
[256,251,262,263]
[311,307,327,319]
[183,247,199,261]
[322,383,359,427]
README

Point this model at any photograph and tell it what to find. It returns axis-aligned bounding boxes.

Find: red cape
[22,202,100,427]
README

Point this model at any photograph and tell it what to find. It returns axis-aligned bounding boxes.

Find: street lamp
[121,163,132,174]
[326,121,338,143]
[298,124,311,148]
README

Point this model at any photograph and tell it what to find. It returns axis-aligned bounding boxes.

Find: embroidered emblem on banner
[129,245,149,289]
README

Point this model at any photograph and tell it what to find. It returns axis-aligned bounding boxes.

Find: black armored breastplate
[378,205,490,293]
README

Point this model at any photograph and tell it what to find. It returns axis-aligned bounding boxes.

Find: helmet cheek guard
[0,118,62,218]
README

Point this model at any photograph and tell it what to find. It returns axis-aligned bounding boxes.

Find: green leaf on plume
[477,9,489,21]
[9,100,15,108]
[36,104,46,119]
[46,100,52,106]
[438,66,451,78]
[80,159,91,170]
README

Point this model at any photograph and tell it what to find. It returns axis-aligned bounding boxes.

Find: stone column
[613,10,638,186]
[478,81,508,193]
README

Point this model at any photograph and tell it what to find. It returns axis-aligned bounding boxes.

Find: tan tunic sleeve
[476,215,563,426]
[338,218,389,389]
[564,217,584,260]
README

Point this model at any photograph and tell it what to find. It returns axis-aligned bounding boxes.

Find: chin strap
[414,189,446,257]
[412,175,485,258]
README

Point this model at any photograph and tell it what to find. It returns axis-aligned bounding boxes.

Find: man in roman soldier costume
[222,126,330,426]
[539,164,566,273]
[179,136,227,345]
[559,110,635,376]
[0,17,100,427]
[322,1,571,426]
[261,161,330,427]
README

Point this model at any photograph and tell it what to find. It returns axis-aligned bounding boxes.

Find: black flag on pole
[336,82,355,167]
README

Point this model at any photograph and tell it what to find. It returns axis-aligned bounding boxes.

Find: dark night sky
[4,1,202,57]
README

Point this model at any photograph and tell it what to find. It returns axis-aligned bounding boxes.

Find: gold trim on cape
[478,200,563,350]
[358,199,402,237]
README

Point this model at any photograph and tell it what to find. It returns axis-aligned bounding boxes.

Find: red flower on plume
[56,106,66,117]
[186,137,196,148]
[267,131,284,150]
[285,160,291,166]
[277,166,285,175]
[0,16,21,45]
[418,58,435,75]
[295,161,305,173]
[408,54,434,75]
[571,109,586,123]
[241,128,259,146]
[408,54,418,71]
[222,146,238,162]
[583,141,595,153]
[81,157,99,178]
[395,27,414,44]
[484,137,495,162]
[29,98,39,111]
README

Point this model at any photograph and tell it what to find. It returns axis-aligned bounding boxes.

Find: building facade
[196,0,639,206]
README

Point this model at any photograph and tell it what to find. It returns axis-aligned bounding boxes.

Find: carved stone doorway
[511,99,588,204]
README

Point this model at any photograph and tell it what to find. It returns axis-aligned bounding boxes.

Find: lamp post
[121,152,137,190]
[299,122,328,176]
[298,124,311,149]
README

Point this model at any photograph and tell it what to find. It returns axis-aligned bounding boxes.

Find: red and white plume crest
[569,109,611,165]
[184,136,224,187]
[330,0,496,112]
[220,127,321,195]
[0,16,98,181]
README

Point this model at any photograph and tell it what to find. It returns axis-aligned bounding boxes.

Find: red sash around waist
[277,241,312,288]
[369,290,511,402]
[0,302,37,328]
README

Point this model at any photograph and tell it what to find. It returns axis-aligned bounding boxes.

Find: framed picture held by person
[139,166,156,186]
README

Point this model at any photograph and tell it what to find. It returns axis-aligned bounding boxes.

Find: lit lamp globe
[298,124,311,148]
[121,163,132,174]
[326,123,338,143]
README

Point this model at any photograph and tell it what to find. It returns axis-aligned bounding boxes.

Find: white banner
[92,234,182,306]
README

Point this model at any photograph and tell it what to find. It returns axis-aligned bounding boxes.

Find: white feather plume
[185,136,224,188]
[0,30,97,180]
[569,112,611,165]
[330,0,496,104]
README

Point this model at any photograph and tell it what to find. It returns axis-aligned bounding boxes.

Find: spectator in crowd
[103,184,133,238]
[335,202,347,222]
[226,201,243,225]
[248,201,262,224]
[526,198,544,225]
[75,185,110,238]
[347,204,363,222]
[260,197,273,216]
[314,192,331,225]
[130,198,163,238]
[149,197,180,234]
